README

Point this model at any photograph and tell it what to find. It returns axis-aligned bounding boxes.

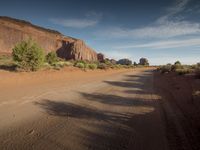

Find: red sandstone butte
[0,16,98,61]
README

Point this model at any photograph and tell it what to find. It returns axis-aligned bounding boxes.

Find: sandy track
[0,68,169,150]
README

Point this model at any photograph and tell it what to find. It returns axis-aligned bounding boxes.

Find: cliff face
[0,16,98,61]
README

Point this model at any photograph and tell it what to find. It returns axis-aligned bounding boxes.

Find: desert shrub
[76,60,87,65]
[75,62,85,68]
[98,63,108,69]
[110,65,115,69]
[55,61,72,67]
[159,64,172,73]
[171,64,183,71]
[42,61,73,70]
[103,59,117,68]
[42,62,52,70]
[104,59,112,65]
[113,64,122,69]
[88,63,97,70]
[12,39,45,71]
[175,68,192,75]
[46,51,58,65]
[61,61,73,66]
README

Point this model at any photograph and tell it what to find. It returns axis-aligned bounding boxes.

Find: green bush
[76,60,87,65]
[104,59,112,65]
[46,51,58,65]
[12,39,45,71]
[75,62,85,68]
[88,63,97,70]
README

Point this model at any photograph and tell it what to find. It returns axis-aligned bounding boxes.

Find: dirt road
[0,68,169,150]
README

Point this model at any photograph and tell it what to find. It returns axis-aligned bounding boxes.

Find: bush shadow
[80,93,153,107]
[0,64,17,72]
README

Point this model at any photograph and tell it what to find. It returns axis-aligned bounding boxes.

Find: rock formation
[139,58,149,66]
[97,53,105,62]
[0,16,98,61]
[110,59,117,64]
[117,59,132,65]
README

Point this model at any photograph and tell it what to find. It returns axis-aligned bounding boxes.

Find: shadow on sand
[34,70,168,150]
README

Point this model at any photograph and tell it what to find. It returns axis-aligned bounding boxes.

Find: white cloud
[85,11,103,19]
[50,11,102,28]
[99,20,200,39]
[50,18,98,28]
[115,38,200,49]
[97,0,200,39]
[157,0,191,23]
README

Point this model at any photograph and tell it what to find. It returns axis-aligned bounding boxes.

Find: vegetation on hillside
[157,61,200,77]
[0,40,150,72]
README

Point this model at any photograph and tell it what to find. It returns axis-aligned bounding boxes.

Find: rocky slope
[0,16,98,61]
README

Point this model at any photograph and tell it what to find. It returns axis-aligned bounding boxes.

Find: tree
[12,39,45,71]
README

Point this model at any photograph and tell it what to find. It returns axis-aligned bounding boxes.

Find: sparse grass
[74,62,85,69]
[0,54,140,72]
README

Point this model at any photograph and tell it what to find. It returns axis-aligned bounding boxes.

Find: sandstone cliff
[0,16,98,61]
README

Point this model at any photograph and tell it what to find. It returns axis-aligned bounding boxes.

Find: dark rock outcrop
[0,16,98,61]
[97,53,105,62]
[139,58,149,66]
[117,59,132,65]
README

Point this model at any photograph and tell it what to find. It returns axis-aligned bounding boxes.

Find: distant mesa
[0,16,99,61]
[117,59,132,65]
[110,59,117,64]
[139,58,149,66]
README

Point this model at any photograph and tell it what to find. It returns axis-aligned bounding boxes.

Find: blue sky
[0,0,200,65]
